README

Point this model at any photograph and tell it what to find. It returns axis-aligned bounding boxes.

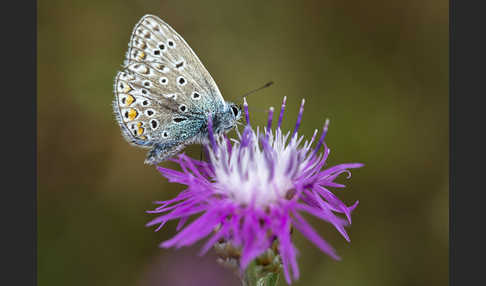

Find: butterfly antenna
[241,81,274,98]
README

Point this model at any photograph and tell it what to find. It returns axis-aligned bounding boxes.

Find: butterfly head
[213,102,242,134]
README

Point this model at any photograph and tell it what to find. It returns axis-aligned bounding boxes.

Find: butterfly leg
[144,142,186,165]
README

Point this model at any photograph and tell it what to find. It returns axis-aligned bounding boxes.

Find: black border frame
[2,0,37,284]
[450,0,486,285]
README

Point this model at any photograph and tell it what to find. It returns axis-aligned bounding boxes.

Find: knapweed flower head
[146,97,363,284]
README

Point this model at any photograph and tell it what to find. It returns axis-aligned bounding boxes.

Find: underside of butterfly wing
[113,14,236,164]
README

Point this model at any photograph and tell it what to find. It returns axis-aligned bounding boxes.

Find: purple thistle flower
[146,97,363,284]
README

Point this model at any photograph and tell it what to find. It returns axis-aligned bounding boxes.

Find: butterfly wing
[113,14,226,164]
[113,70,203,145]
[126,14,225,111]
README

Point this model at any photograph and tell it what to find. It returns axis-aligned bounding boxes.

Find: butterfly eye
[231,105,240,117]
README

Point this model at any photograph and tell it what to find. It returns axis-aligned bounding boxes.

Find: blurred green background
[38,0,448,285]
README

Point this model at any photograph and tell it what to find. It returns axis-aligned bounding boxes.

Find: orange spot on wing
[128,109,138,121]
[125,95,135,106]
[124,86,132,93]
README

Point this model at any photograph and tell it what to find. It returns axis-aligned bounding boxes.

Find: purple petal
[199,221,230,256]
[161,209,223,248]
[311,119,329,158]
[291,211,340,260]
[319,163,365,177]
[292,98,305,138]
[207,115,216,151]
[176,216,189,231]
[243,97,250,126]
[266,107,274,134]
[277,96,287,129]
[295,202,350,242]
[146,204,207,228]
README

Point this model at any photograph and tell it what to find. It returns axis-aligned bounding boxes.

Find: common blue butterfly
[113,15,241,165]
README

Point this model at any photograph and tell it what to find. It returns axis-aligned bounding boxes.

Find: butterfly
[113,14,242,165]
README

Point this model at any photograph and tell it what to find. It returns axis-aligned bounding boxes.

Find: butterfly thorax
[213,102,241,133]
[191,101,241,144]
